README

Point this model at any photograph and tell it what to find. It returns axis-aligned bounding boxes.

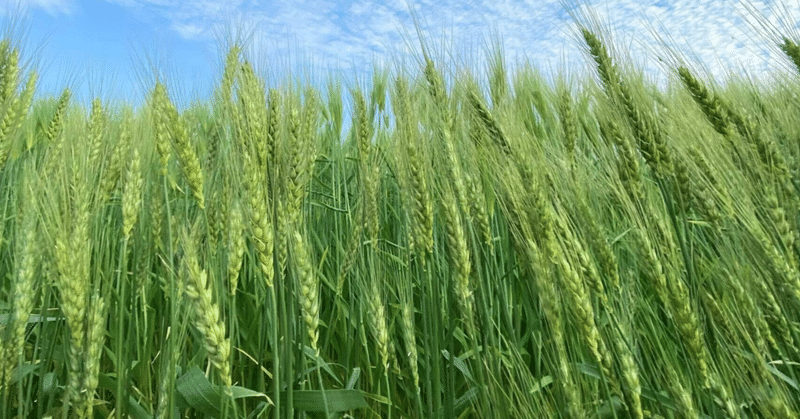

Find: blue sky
[4,0,800,109]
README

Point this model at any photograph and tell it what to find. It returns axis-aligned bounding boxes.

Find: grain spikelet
[393,76,433,258]
[0,44,18,106]
[584,29,671,175]
[43,90,71,177]
[600,118,644,204]
[8,70,36,150]
[182,228,232,387]
[441,184,475,333]
[354,88,381,248]
[663,364,698,419]
[99,116,129,203]
[122,146,143,239]
[637,228,711,387]
[576,197,620,290]
[423,58,468,213]
[552,230,616,392]
[610,311,642,419]
[293,231,320,351]
[1,192,38,390]
[82,294,107,419]
[708,376,740,419]
[502,164,580,416]
[167,105,205,208]
[0,72,26,167]
[238,61,268,166]
[286,94,317,225]
[266,89,280,169]
[465,172,492,248]
[354,88,371,164]
[336,207,363,297]
[54,189,92,409]
[467,89,512,155]
[150,83,173,177]
[244,149,275,287]
[400,288,420,392]
[558,87,578,162]
[45,88,70,142]
[227,200,246,295]
[553,205,608,306]
[756,277,797,355]
[677,66,732,138]
[525,237,582,419]
[218,45,240,109]
[366,277,390,369]
[87,98,107,170]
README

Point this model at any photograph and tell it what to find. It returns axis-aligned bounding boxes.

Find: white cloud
[5,0,75,16]
[171,21,204,39]
[98,0,800,88]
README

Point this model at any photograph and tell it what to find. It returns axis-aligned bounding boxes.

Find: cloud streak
[4,0,75,16]
[18,0,800,94]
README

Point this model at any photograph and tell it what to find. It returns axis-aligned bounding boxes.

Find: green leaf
[41,372,57,396]
[442,349,473,382]
[529,375,553,394]
[247,402,270,419]
[230,385,272,404]
[433,387,479,417]
[175,367,223,416]
[175,366,272,417]
[591,396,625,419]
[454,387,478,412]
[285,389,368,412]
[345,368,361,389]
[97,373,152,419]
[766,361,799,390]
[302,345,342,386]
[8,362,37,385]
[732,348,799,390]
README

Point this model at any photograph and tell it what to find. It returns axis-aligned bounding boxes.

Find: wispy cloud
[566,1,800,84]
[85,0,800,85]
[19,0,800,97]
[6,0,75,16]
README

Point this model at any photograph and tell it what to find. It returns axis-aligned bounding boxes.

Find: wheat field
[1,8,800,419]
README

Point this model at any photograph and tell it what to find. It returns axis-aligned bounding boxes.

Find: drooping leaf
[285,389,368,413]
[97,373,152,419]
[346,368,361,389]
[175,366,270,417]
[442,349,473,382]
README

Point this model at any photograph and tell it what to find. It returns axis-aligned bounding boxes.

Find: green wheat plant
[2,4,800,418]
